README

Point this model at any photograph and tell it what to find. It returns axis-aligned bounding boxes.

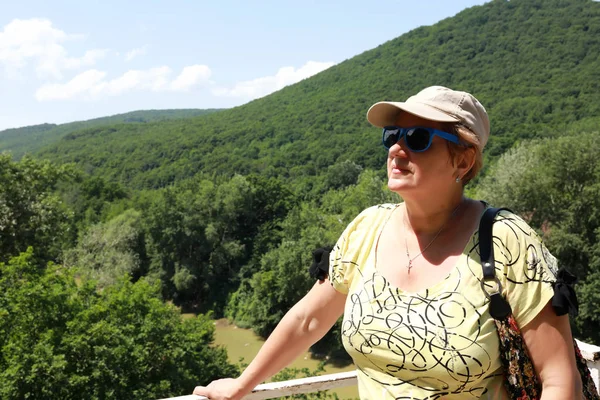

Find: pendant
[407,259,413,273]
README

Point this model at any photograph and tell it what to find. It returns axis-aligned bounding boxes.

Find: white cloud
[212,61,335,99]
[35,64,212,101]
[63,49,109,69]
[94,66,172,96]
[0,18,108,79]
[35,69,107,101]
[125,45,148,62]
[170,65,212,91]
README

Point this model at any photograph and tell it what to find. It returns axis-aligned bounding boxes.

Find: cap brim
[366,101,459,128]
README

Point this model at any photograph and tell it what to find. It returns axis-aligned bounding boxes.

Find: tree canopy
[0,249,237,400]
[0,109,222,159]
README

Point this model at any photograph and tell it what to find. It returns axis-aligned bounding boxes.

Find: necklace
[403,200,464,274]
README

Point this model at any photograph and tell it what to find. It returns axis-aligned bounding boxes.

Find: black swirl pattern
[330,205,557,400]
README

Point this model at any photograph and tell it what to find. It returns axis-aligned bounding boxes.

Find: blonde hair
[446,124,483,185]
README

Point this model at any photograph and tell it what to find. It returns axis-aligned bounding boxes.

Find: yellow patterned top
[329,204,557,400]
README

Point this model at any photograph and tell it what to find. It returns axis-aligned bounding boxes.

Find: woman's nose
[388,139,409,157]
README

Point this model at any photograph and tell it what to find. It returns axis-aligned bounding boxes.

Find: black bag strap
[478,207,513,320]
[478,208,598,399]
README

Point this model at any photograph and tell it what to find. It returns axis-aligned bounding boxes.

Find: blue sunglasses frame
[382,126,460,152]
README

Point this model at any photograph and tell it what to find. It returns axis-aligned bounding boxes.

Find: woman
[194,86,581,399]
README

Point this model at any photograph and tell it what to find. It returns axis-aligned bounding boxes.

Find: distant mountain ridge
[0,109,223,159]
[18,0,600,190]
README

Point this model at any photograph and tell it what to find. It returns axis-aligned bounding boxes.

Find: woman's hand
[192,378,248,400]
[193,279,346,400]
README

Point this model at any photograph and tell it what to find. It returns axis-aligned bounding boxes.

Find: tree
[0,248,238,399]
[475,131,600,344]
[0,155,74,263]
[137,173,297,315]
[63,209,147,286]
[227,169,396,358]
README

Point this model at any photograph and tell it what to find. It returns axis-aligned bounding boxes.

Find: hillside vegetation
[0,109,222,159]
[29,0,600,191]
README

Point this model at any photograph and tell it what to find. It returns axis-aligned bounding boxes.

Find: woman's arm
[521,301,583,400]
[193,278,347,400]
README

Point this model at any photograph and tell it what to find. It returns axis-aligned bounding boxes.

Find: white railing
[159,371,358,400]
[160,339,600,400]
[578,339,600,391]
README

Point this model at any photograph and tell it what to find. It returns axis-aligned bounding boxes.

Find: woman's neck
[402,192,467,236]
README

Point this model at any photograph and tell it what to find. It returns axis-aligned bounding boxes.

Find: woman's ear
[455,146,476,179]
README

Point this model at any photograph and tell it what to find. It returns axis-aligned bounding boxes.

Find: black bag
[478,207,599,399]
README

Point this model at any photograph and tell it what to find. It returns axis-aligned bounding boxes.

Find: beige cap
[366,86,490,147]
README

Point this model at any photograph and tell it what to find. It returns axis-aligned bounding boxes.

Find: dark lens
[405,128,432,151]
[382,128,400,149]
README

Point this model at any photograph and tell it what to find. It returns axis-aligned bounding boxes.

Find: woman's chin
[387,177,412,193]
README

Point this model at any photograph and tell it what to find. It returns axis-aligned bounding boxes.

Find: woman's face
[386,112,458,197]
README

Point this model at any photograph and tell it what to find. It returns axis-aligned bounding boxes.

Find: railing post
[577,339,600,391]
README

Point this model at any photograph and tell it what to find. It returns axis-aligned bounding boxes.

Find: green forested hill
[0,109,222,159]
[31,0,600,191]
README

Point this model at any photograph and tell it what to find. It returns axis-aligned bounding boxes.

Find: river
[213,319,359,399]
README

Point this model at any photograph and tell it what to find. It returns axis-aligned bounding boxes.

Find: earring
[455,177,461,183]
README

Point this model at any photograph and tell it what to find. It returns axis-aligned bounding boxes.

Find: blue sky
[0,0,489,131]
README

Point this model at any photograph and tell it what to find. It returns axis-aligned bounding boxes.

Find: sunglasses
[382,126,460,152]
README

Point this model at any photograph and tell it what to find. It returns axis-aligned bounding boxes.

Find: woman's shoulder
[491,208,539,239]
[359,203,400,217]
[475,202,535,235]
[351,203,399,226]
[485,206,559,279]
[339,203,400,241]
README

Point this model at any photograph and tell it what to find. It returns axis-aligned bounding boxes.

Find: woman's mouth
[392,164,409,174]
